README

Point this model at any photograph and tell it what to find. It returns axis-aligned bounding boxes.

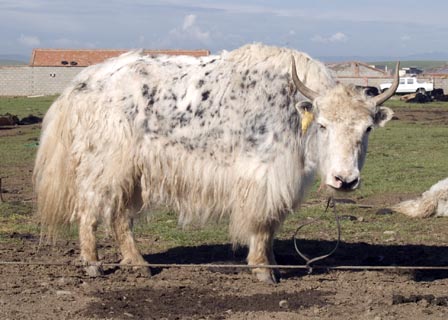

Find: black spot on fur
[246,136,257,147]
[142,119,150,133]
[142,84,150,97]
[125,104,139,121]
[197,79,205,88]
[75,82,88,91]
[178,113,191,127]
[288,112,300,132]
[194,107,205,118]
[202,91,210,101]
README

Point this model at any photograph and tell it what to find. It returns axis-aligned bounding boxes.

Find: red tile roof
[30,48,211,67]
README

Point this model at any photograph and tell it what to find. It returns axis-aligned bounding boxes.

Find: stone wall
[0,66,81,96]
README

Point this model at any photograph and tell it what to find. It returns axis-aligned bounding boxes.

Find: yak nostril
[334,176,359,190]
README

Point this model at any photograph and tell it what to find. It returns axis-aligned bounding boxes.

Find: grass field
[0,95,448,250]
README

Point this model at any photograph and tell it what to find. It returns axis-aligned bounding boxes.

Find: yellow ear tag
[301,110,314,134]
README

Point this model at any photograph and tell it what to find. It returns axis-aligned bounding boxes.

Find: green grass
[0,126,40,167]
[384,98,448,109]
[0,95,57,118]
[1,96,448,249]
[360,121,448,195]
[133,210,229,250]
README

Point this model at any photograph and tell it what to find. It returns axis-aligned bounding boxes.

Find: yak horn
[291,56,319,101]
[373,61,400,106]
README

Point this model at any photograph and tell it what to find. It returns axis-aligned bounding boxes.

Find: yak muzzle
[329,175,360,192]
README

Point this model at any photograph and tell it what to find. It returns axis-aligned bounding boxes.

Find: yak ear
[374,106,394,127]
[295,100,313,114]
[295,101,315,134]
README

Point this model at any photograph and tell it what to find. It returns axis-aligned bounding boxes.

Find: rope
[1,260,448,271]
[293,197,341,273]
[0,177,5,203]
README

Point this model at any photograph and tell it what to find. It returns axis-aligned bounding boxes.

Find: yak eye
[318,123,326,130]
[366,126,373,133]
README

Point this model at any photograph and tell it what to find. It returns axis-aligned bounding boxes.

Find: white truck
[380,77,433,94]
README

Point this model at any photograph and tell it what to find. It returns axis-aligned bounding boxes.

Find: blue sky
[2,0,448,61]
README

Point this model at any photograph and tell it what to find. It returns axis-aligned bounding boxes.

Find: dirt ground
[1,107,448,320]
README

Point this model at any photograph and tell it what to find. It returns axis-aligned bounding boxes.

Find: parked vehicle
[380,77,433,94]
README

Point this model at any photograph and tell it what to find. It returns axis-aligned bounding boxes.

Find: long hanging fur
[33,43,335,244]
[33,96,75,237]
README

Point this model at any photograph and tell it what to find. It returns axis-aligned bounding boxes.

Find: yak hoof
[254,268,279,284]
[120,259,152,277]
[84,264,104,277]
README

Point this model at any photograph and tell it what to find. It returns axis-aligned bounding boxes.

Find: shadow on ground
[144,239,448,282]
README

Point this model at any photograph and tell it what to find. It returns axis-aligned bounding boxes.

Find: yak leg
[112,211,150,276]
[247,226,279,284]
[79,214,103,277]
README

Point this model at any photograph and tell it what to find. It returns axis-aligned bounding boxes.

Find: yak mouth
[327,185,358,193]
[325,178,361,193]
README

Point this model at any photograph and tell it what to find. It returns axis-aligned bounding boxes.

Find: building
[0,48,210,96]
[327,61,448,93]
[327,61,392,88]
[3,50,448,96]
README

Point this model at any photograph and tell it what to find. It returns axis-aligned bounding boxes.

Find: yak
[393,177,448,218]
[33,43,398,283]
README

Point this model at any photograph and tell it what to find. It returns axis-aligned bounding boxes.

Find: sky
[2,0,448,61]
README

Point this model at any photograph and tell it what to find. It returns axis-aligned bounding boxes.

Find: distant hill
[367,61,448,71]
[319,52,448,65]
[0,54,28,65]
[0,59,27,66]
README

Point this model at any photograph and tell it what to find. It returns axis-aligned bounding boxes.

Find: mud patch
[83,287,330,319]
[393,108,448,125]
[393,294,448,306]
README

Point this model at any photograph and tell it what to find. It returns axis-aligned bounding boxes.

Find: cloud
[311,32,348,43]
[169,14,210,44]
[50,38,96,48]
[400,35,411,41]
[183,14,196,30]
[17,34,40,47]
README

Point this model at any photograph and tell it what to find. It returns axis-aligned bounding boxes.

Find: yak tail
[33,95,76,240]
[391,195,438,218]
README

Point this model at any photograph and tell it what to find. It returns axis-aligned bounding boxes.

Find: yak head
[291,58,399,192]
